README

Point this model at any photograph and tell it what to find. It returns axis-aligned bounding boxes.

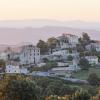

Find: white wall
[5,65,20,73]
[20,45,40,65]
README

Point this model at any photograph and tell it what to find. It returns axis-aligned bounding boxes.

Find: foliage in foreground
[0,75,40,100]
[0,75,100,100]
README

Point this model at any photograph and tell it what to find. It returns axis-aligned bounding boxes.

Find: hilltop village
[1,32,100,100]
[0,32,99,79]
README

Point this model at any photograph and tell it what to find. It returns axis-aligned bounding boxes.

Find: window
[24,53,26,57]
[37,53,39,55]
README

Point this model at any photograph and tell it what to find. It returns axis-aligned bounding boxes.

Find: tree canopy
[88,73,100,86]
[79,58,90,70]
[67,55,73,61]
[37,40,48,54]
[79,32,91,48]
[72,89,91,100]
[5,80,40,100]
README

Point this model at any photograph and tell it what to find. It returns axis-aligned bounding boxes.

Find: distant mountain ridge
[0,26,100,45]
[0,19,100,46]
[0,20,100,31]
[0,26,99,46]
[0,20,99,52]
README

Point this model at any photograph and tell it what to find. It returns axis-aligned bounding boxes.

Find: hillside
[0,26,99,45]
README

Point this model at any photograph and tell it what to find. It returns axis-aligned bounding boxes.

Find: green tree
[0,60,5,68]
[82,32,90,42]
[0,60,6,72]
[13,57,20,62]
[5,80,40,100]
[67,55,73,61]
[72,89,91,100]
[59,85,75,96]
[88,73,100,86]
[37,40,48,54]
[79,32,91,49]
[79,52,85,58]
[76,44,84,52]
[43,58,49,63]
[45,80,64,96]
[79,58,90,70]
[46,61,57,68]
[47,37,57,53]
[68,48,73,54]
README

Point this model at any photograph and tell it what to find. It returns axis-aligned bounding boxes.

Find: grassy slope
[72,67,100,80]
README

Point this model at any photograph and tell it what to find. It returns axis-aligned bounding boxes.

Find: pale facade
[86,43,100,52]
[0,52,8,61]
[5,65,20,73]
[56,33,79,49]
[62,34,79,44]
[51,34,79,61]
[20,45,40,65]
[52,49,79,61]
[85,56,98,65]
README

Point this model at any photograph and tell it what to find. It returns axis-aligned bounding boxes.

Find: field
[72,67,100,80]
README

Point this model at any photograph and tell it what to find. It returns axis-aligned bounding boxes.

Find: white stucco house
[85,56,98,65]
[52,49,79,61]
[56,33,79,50]
[86,42,100,52]
[49,33,79,61]
[5,65,20,73]
[20,45,40,65]
[0,52,8,61]
[5,64,29,74]
[57,33,79,44]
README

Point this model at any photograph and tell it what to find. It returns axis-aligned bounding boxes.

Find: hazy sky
[0,0,100,21]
